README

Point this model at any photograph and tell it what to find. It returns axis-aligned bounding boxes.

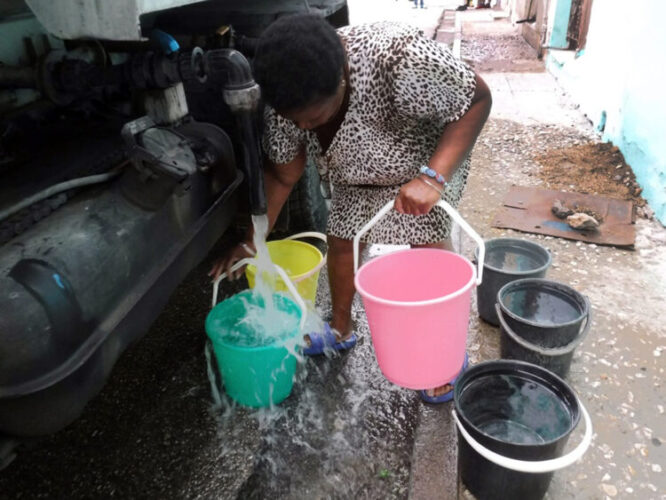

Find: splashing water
[205,343,223,409]
[248,214,325,346]
[210,214,319,349]
[205,253,417,498]
[203,214,420,498]
[207,292,302,347]
[206,214,325,405]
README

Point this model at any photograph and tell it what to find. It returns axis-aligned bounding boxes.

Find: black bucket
[497,303,591,378]
[453,360,592,500]
[475,239,551,325]
[497,279,590,348]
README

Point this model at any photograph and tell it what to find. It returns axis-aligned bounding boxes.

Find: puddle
[210,324,419,498]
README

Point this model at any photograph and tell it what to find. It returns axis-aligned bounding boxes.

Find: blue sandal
[303,322,358,356]
[418,354,469,404]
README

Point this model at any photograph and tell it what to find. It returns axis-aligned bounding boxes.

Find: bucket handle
[211,258,308,331]
[283,232,328,283]
[452,396,593,473]
[211,258,254,308]
[495,300,593,354]
[352,199,485,285]
[578,295,592,340]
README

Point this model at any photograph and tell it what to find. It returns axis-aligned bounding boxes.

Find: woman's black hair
[253,13,345,112]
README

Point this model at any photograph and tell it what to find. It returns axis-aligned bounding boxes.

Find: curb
[435,9,462,58]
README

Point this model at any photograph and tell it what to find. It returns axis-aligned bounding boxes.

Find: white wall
[546,0,666,222]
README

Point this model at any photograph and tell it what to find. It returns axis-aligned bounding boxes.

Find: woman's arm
[427,73,492,181]
[263,147,308,233]
[395,73,492,215]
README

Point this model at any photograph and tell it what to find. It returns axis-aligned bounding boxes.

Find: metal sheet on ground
[492,186,635,247]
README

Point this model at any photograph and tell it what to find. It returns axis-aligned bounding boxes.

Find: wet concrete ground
[0,245,421,499]
[2,3,665,500]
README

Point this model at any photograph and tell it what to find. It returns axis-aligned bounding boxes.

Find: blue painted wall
[546,0,666,223]
[548,0,572,49]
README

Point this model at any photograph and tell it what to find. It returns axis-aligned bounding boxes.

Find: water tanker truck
[0,0,346,467]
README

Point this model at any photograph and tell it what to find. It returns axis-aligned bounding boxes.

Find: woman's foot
[303,322,357,356]
[308,235,360,356]
[418,354,469,404]
[423,383,454,398]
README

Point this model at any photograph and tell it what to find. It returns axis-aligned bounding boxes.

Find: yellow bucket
[245,232,327,305]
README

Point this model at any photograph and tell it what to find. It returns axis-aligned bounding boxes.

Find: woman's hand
[394,177,442,215]
[208,240,256,282]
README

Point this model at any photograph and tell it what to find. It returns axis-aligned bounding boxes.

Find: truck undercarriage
[0,0,344,466]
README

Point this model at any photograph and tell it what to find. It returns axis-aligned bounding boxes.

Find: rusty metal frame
[492,186,635,247]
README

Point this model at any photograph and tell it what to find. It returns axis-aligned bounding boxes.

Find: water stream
[206,214,324,405]
[208,214,318,350]
[250,214,277,318]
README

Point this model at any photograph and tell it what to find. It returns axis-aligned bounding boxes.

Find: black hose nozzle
[233,110,267,215]
[213,50,267,216]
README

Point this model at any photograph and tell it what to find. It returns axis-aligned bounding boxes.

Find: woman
[211,14,492,402]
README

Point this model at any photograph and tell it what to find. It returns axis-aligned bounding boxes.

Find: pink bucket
[353,200,485,390]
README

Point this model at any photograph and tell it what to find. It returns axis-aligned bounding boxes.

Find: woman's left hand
[394,177,441,216]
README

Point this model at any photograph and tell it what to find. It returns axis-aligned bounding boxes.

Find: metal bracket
[121,116,196,182]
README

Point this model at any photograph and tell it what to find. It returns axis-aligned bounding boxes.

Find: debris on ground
[566,212,600,231]
[535,142,649,217]
[551,199,574,219]
[552,199,604,232]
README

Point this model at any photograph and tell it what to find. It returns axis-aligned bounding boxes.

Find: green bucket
[205,289,303,407]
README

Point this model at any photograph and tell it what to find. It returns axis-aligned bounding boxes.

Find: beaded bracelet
[417,176,444,197]
[419,165,449,187]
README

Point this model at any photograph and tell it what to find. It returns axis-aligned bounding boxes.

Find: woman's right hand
[208,240,256,282]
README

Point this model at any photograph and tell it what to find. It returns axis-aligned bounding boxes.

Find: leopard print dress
[262,22,476,244]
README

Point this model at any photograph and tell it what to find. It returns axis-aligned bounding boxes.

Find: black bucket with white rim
[496,302,591,379]
[496,278,590,349]
[475,238,551,325]
[453,360,592,500]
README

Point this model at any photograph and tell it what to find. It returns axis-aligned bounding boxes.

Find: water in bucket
[459,373,575,445]
[206,290,302,348]
[502,287,582,327]
[498,279,590,347]
[206,288,304,407]
[475,238,551,326]
[454,361,592,500]
[485,244,547,272]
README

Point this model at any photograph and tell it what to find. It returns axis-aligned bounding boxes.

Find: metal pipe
[0,65,37,88]
[205,49,255,89]
[212,49,267,216]
[0,48,267,215]
[0,168,124,224]
[232,110,267,215]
